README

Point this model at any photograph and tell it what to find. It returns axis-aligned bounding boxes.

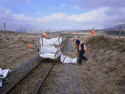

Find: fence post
[105,29,106,34]
[21,26,22,37]
[30,28,31,35]
[4,22,5,35]
[119,26,121,38]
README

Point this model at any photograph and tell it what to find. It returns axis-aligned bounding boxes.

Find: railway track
[1,36,69,94]
[1,60,54,94]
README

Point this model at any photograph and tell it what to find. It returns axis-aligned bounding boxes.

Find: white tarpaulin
[0,68,11,87]
[40,37,62,46]
[39,37,62,59]
[39,36,78,63]
[39,46,60,53]
[60,53,77,63]
[0,68,11,79]
[0,68,2,76]
[40,51,61,59]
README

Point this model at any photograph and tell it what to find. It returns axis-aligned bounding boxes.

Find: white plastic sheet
[40,37,62,46]
[60,53,77,63]
[0,68,2,76]
[40,51,61,59]
[39,37,62,59]
[0,68,11,87]
[0,69,11,79]
[39,46,60,53]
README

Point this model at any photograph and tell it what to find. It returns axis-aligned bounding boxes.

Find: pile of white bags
[39,37,62,59]
[39,37,77,63]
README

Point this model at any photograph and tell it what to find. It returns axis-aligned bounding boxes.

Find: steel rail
[34,64,54,94]
[2,62,41,94]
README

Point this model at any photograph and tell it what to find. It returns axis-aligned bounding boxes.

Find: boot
[78,58,82,64]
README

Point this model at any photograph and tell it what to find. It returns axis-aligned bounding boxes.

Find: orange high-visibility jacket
[79,42,87,51]
[27,44,33,48]
[91,29,94,36]
[42,33,48,36]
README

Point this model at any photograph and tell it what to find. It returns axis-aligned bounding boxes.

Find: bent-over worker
[73,36,80,52]
[42,32,49,37]
[78,41,87,64]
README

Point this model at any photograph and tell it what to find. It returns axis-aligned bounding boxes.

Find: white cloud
[0,7,11,15]
[1,5,125,31]
[70,5,80,9]
[36,12,41,15]
[61,4,66,7]
[12,12,67,24]
[66,7,109,23]
[5,9,11,14]
[36,12,67,23]
[26,0,31,5]
[74,5,78,9]
[13,13,34,21]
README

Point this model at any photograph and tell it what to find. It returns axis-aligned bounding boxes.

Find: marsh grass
[86,35,125,52]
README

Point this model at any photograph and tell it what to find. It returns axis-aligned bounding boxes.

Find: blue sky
[0,0,125,31]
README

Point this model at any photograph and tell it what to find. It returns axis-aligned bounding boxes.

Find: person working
[91,28,94,36]
[78,41,87,64]
[73,36,80,52]
[42,31,49,37]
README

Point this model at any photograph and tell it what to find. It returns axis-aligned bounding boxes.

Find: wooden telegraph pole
[29,28,31,37]
[119,26,121,38]
[4,22,5,35]
[21,26,22,37]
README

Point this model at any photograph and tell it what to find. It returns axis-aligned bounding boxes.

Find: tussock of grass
[86,35,125,52]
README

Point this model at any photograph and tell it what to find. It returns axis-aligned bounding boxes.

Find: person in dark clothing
[78,41,87,64]
[73,36,80,52]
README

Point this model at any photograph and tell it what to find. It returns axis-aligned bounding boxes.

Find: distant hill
[106,24,125,30]
[56,29,83,32]
[15,28,52,34]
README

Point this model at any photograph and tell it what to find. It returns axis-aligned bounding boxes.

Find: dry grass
[86,35,125,52]
[83,35,125,93]
[0,31,40,70]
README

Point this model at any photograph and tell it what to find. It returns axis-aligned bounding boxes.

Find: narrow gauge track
[2,60,54,94]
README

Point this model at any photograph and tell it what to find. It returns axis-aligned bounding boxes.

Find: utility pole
[119,26,121,38]
[30,28,31,35]
[21,26,22,38]
[4,22,5,35]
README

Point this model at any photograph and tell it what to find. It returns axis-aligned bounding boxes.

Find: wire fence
[1,23,125,38]
[0,22,46,35]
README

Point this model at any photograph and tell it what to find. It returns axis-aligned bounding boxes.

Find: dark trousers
[78,50,87,64]
[77,44,79,52]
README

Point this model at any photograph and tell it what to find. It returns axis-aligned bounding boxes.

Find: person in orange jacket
[91,28,94,36]
[73,36,80,52]
[42,32,49,37]
[78,41,87,64]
